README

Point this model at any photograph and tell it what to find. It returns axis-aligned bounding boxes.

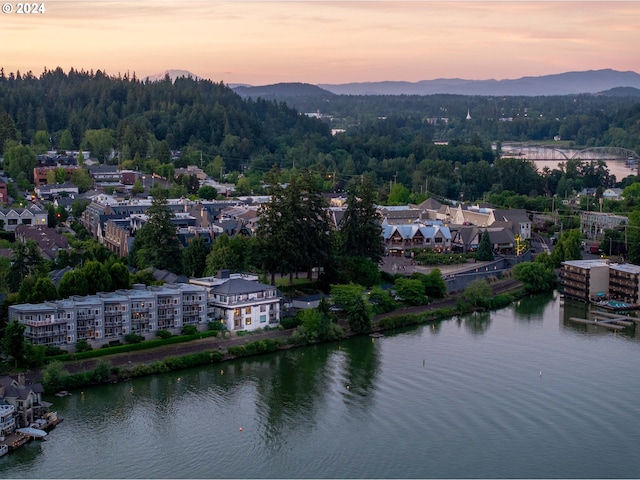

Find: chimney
[217,269,230,279]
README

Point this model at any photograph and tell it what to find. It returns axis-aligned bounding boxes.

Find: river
[3,292,640,478]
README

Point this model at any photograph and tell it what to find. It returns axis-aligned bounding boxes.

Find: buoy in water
[239,427,243,432]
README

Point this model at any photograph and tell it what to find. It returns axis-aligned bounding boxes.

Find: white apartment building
[190,271,281,332]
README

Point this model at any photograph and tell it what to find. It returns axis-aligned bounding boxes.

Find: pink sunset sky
[0,1,638,86]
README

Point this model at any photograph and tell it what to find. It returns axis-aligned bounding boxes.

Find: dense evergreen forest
[1,67,640,203]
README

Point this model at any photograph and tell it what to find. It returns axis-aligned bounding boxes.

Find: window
[260,315,266,323]
[245,306,251,314]
[246,318,252,325]
[260,305,266,312]
[234,308,241,316]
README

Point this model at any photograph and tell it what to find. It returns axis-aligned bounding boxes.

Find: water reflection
[462,310,492,334]
[513,291,556,322]
[339,335,380,406]
[560,296,640,339]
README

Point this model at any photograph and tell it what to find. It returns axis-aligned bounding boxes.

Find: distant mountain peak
[317,69,640,96]
[144,69,202,83]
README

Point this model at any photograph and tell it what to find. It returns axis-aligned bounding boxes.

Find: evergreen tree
[8,240,46,292]
[257,168,301,285]
[340,175,384,264]
[130,194,181,272]
[476,229,494,261]
[2,320,27,368]
[183,236,210,278]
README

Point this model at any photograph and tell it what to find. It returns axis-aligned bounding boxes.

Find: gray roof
[210,278,274,295]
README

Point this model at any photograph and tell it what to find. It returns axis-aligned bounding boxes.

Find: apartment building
[560,259,640,304]
[190,271,281,332]
[609,264,640,304]
[9,283,208,349]
[560,259,611,302]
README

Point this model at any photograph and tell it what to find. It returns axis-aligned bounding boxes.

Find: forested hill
[0,67,330,171]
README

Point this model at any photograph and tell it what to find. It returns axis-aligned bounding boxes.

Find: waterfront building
[609,264,640,304]
[560,259,611,302]
[9,283,208,350]
[560,259,640,304]
[0,375,46,429]
[190,271,281,332]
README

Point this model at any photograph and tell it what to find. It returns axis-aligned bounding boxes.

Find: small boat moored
[16,427,48,438]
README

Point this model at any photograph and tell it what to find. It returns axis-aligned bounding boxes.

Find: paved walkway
[24,275,521,385]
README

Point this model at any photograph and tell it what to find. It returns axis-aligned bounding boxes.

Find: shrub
[75,339,93,353]
[181,325,198,336]
[208,321,226,331]
[45,345,67,357]
[42,360,71,392]
[124,333,144,344]
[156,329,173,339]
[280,315,302,330]
[90,359,112,383]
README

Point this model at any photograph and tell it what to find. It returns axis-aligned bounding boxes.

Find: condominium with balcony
[560,259,640,304]
[609,264,640,304]
[9,283,208,349]
[190,271,281,331]
[560,259,611,302]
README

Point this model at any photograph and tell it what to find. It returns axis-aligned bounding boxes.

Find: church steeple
[466,108,471,120]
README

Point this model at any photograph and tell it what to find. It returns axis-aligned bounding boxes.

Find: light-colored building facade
[580,212,627,240]
[9,283,208,349]
[0,205,48,231]
[561,259,616,302]
[608,264,640,304]
[190,272,281,332]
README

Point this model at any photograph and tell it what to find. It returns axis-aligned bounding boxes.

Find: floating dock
[569,311,640,330]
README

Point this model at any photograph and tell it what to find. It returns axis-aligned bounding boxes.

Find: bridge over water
[500,144,639,162]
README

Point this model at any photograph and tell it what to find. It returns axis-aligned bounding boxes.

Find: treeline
[0,67,638,203]
[255,91,640,148]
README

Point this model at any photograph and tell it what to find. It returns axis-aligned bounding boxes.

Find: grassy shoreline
[37,280,524,393]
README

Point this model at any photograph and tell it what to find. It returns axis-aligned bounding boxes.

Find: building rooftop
[562,259,610,269]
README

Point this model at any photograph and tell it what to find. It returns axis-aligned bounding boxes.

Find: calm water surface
[3,293,640,479]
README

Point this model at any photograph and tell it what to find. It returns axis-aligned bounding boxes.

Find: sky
[0,1,639,86]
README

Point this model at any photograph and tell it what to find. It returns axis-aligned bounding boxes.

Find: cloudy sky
[1,1,638,85]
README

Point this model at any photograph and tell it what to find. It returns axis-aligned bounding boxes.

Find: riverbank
[22,277,523,388]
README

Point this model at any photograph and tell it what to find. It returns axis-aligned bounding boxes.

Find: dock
[569,311,640,330]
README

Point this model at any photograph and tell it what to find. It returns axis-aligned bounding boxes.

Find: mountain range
[316,69,640,96]
[146,68,640,97]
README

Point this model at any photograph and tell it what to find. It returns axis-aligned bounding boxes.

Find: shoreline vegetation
[30,277,524,394]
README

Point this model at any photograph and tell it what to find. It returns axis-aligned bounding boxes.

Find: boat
[0,444,8,457]
[16,427,48,438]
